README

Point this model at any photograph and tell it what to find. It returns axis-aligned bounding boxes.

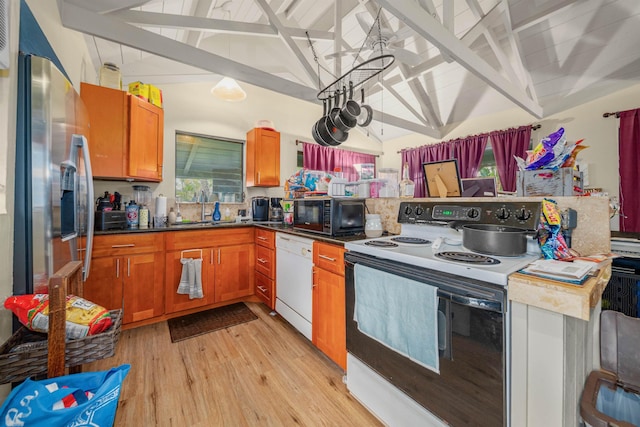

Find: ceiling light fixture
[211,77,246,101]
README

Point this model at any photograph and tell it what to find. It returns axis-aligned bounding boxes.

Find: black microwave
[293,198,366,236]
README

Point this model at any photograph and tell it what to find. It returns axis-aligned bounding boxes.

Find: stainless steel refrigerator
[14,54,94,298]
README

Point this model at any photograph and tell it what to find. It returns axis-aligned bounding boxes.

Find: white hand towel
[177,258,193,294]
[189,259,203,299]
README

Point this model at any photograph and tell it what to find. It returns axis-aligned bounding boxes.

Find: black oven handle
[451,294,503,313]
[438,297,452,361]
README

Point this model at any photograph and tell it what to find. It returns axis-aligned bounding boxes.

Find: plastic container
[378,168,399,198]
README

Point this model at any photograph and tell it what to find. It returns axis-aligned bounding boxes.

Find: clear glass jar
[365,214,383,238]
[399,163,415,198]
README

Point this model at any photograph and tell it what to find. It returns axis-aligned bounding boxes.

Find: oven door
[345,251,507,427]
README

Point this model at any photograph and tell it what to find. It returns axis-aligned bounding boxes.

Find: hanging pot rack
[316,54,394,101]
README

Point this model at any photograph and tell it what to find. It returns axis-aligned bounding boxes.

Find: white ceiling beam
[442,1,454,32]
[370,109,441,139]
[376,0,543,118]
[500,0,537,101]
[382,80,429,127]
[511,0,579,33]
[334,1,342,77]
[254,0,318,86]
[416,0,438,19]
[400,64,442,128]
[112,9,334,40]
[59,1,318,100]
[65,0,151,14]
[184,0,213,48]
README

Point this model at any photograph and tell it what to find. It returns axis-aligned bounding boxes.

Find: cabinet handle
[257,258,268,264]
[218,249,221,264]
[210,249,214,265]
[127,258,131,277]
[257,171,261,183]
[112,244,135,248]
[318,254,336,262]
[116,259,120,278]
[257,236,267,241]
[257,285,267,292]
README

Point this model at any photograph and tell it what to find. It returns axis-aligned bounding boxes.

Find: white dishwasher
[275,233,314,340]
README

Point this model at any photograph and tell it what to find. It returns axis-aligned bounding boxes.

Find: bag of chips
[4,294,113,339]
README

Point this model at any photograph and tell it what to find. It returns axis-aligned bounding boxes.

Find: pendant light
[211,77,246,101]
[210,0,246,102]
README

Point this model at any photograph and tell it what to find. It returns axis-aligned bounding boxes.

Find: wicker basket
[0,309,123,384]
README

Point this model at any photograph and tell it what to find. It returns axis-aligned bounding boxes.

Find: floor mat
[167,302,258,343]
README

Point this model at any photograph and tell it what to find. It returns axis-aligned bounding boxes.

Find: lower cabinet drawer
[255,271,274,309]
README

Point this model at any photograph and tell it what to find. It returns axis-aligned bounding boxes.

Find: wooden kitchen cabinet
[254,228,276,309]
[80,82,164,182]
[246,128,280,187]
[165,227,255,313]
[84,233,165,325]
[312,241,346,370]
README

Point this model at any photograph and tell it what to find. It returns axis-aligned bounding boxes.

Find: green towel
[354,264,439,373]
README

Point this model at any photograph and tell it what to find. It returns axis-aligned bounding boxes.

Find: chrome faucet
[200,190,207,221]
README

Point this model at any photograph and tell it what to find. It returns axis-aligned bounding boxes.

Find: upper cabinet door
[128,96,164,181]
[80,82,128,179]
[246,128,280,187]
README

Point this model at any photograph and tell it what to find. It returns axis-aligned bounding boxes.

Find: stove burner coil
[390,237,432,245]
[364,240,399,248]
[435,251,501,265]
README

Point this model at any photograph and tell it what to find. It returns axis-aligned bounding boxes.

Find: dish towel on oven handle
[354,263,439,373]
[177,258,203,299]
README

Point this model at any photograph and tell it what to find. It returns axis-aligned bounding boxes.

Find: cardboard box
[516,168,583,196]
[128,81,163,108]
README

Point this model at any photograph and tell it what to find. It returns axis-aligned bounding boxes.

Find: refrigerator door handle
[72,134,94,281]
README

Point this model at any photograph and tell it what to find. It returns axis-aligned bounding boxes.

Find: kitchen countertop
[95,221,368,246]
[508,260,612,321]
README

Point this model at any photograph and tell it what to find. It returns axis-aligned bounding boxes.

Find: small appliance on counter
[252,196,269,222]
[95,210,127,231]
[269,197,283,222]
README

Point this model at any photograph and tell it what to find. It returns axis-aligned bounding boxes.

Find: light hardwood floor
[84,302,383,426]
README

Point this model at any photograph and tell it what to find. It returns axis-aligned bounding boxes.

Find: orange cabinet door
[312,266,346,370]
[215,243,255,302]
[83,256,123,311]
[128,96,164,181]
[80,82,128,179]
[122,252,165,324]
[164,249,216,314]
[246,128,280,187]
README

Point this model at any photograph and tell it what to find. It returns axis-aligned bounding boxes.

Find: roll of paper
[155,196,167,217]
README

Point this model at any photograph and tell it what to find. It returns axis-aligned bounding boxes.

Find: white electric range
[344,200,543,427]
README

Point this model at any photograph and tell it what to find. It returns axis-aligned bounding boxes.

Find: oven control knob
[466,208,479,219]
[515,208,532,221]
[404,205,413,215]
[415,206,424,216]
[496,207,510,220]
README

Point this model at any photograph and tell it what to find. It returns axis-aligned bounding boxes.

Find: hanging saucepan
[450,223,537,257]
[333,86,357,132]
[312,99,329,146]
[357,87,373,127]
[324,91,348,146]
[337,82,360,128]
[317,93,347,146]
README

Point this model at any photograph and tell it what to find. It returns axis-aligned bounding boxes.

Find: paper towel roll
[155,196,167,217]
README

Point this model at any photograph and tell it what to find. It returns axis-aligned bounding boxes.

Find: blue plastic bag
[1,364,130,427]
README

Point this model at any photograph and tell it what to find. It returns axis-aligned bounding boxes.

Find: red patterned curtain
[302,142,376,182]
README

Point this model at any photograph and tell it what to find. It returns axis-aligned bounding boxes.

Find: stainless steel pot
[456,223,536,257]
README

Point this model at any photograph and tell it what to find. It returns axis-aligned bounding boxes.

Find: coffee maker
[252,197,269,222]
[269,197,283,222]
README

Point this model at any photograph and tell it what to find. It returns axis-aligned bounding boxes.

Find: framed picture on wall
[422,160,462,198]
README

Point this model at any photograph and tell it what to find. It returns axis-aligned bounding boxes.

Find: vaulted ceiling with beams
[58,0,640,141]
